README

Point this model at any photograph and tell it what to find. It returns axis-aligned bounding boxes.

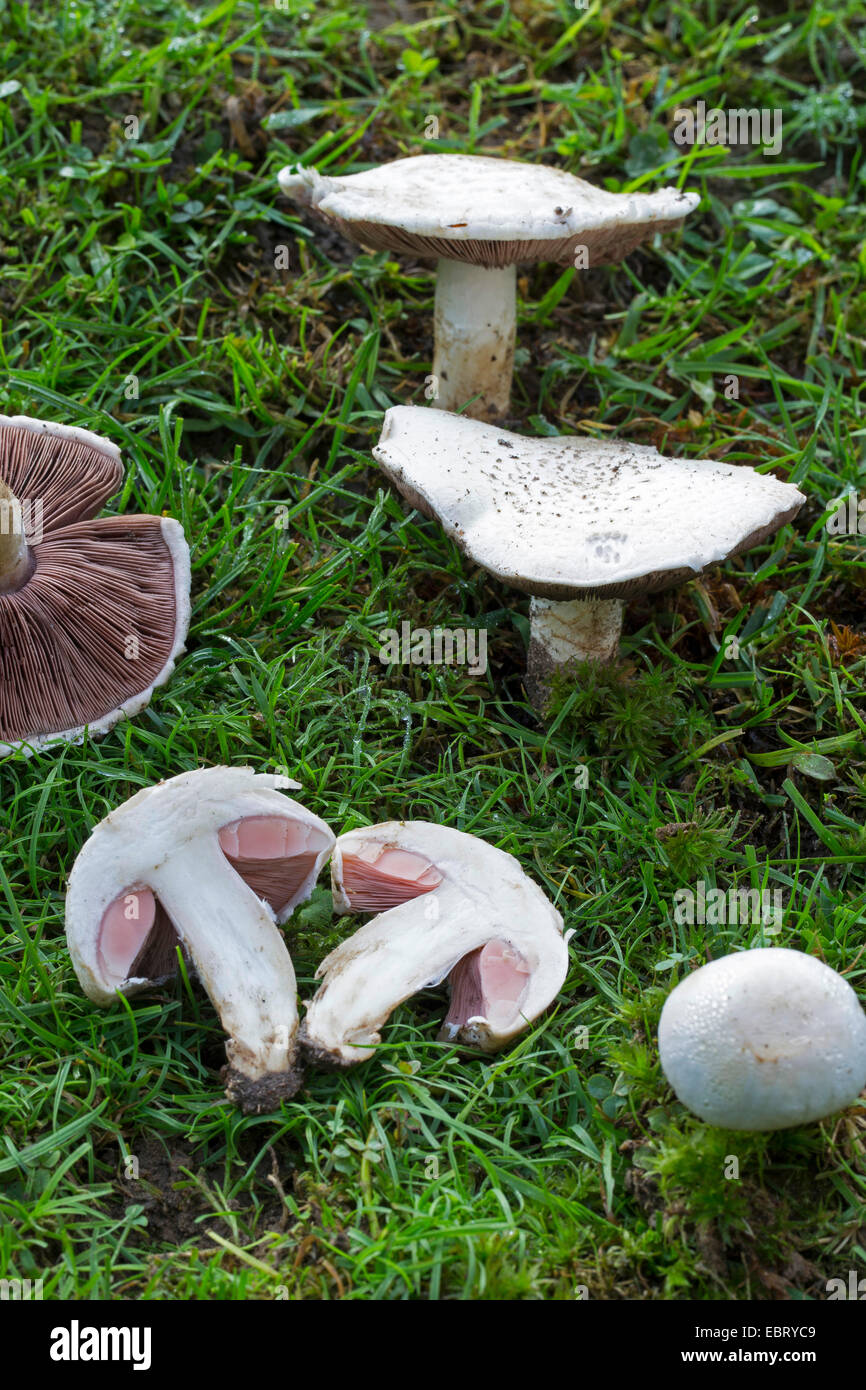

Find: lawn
[0,0,865,1301]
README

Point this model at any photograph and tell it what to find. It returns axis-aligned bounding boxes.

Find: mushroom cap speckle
[658,948,866,1130]
[373,407,805,600]
[278,154,699,268]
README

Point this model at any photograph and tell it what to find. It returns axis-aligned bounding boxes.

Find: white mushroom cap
[374,406,805,601]
[66,766,335,1111]
[278,154,699,267]
[301,821,569,1067]
[658,948,866,1131]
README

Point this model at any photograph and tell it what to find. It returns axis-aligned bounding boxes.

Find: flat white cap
[278,154,699,268]
[374,407,805,600]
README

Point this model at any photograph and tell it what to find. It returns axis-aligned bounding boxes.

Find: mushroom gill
[0,414,190,756]
[1,518,183,746]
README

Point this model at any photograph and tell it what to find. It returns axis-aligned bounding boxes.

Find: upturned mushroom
[277,153,698,419]
[0,414,190,756]
[658,948,866,1131]
[66,767,335,1112]
[299,821,570,1069]
[373,406,805,708]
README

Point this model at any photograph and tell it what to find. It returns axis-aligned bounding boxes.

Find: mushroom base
[223,1061,306,1114]
[433,260,516,421]
[526,596,624,711]
[296,1021,362,1072]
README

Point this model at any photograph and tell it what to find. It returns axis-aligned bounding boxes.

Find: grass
[0,0,865,1300]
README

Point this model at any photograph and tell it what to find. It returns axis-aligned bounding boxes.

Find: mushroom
[373,406,805,708]
[277,154,698,419]
[0,414,190,757]
[65,767,336,1112]
[658,948,866,1130]
[299,821,570,1069]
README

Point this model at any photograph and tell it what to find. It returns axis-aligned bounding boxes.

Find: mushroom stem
[152,836,303,1104]
[433,260,516,421]
[0,478,31,594]
[526,596,624,709]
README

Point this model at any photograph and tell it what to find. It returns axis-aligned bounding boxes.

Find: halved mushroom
[277,154,698,420]
[300,821,569,1068]
[0,414,190,756]
[373,406,806,709]
[66,766,335,1112]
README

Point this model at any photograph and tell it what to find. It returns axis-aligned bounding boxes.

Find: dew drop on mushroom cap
[278,154,699,421]
[658,948,866,1131]
[0,414,191,757]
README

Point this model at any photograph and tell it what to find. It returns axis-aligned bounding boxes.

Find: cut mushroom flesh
[96,816,331,986]
[218,814,330,913]
[334,842,443,912]
[66,767,335,1112]
[441,940,533,1044]
[301,821,568,1067]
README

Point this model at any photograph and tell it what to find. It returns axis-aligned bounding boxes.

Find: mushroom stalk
[433,260,516,421]
[527,597,623,708]
[0,478,31,593]
[152,839,300,1091]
